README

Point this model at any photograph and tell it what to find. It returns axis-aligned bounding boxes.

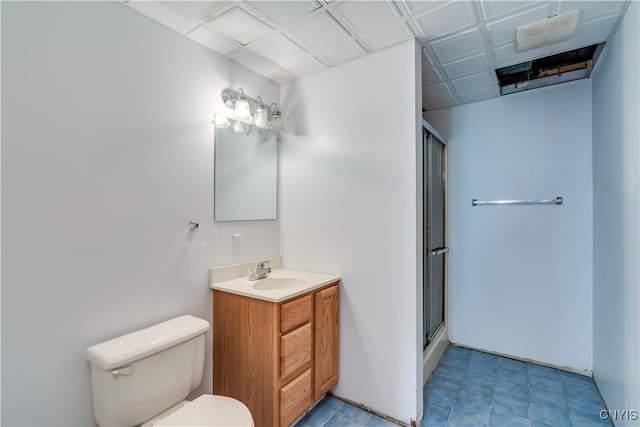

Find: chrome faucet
[249,261,271,281]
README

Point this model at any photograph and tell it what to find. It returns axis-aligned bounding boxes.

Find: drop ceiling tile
[206,6,273,45]
[424,96,458,110]
[450,71,494,94]
[248,32,309,67]
[430,27,485,64]
[363,24,413,50]
[422,67,444,87]
[227,49,279,75]
[177,20,200,35]
[285,56,328,78]
[318,40,365,66]
[440,53,489,80]
[480,1,545,20]
[265,68,297,85]
[167,1,227,19]
[492,14,619,68]
[459,86,498,104]
[134,1,193,30]
[413,1,477,39]
[187,25,239,55]
[246,0,322,26]
[558,1,625,24]
[287,11,350,51]
[400,0,450,18]
[335,1,403,33]
[422,82,453,99]
[486,4,552,49]
[422,48,435,67]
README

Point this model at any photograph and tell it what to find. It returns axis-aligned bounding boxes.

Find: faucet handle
[257,260,270,270]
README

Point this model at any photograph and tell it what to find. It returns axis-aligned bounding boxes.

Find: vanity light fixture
[253,97,269,129]
[220,87,282,130]
[234,89,251,120]
[268,103,283,131]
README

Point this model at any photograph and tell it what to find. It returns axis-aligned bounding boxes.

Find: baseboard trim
[449,341,593,377]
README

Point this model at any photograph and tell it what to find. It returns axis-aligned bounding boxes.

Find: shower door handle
[431,247,449,256]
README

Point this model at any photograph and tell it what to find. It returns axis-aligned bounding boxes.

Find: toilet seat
[151,395,254,427]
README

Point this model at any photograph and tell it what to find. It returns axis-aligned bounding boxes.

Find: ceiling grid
[120,0,629,111]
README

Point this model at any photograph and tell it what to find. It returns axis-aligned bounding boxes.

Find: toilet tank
[86,315,210,427]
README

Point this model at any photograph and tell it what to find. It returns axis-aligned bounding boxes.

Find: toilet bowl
[142,395,253,427]
[86,315,253,427]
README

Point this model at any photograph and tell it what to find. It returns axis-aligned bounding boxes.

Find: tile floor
[296,345,611,427]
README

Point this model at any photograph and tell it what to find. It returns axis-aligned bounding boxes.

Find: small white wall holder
[185,220,208,248]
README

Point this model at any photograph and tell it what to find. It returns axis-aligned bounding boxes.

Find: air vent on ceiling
[495,43,604,96]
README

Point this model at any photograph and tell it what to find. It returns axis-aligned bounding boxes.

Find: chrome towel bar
[472,197,563,206]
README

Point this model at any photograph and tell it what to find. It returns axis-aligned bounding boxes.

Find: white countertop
[209,268,340,303]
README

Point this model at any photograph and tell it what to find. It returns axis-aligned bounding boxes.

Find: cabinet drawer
[280,369,312,427]
[280,323,312,378]
[281,294,312,333]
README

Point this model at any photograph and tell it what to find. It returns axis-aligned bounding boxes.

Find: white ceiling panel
[422,48,435,67]
[285,57,328,78]
[187,25,239,55]
[459,86,498,104]
[480,1,550,21]
[335,1,403,33]
[246,1,322,26]
[414,1,478,39]
[168,1,226,19]
[227,49,279,76]
[265,68,297,85]
[122,0,629,112]
[287,11,350,50]
[363,24,413,50]
[176,20,200,35]
[440,53,489,80]
[399,1,447,16]
[248,32,309,67]
[424,96,458,110]
[486,4,553,48]
[422,67,444,87]
[430,27,485,64]
[559,1,625,23]
[318,40,365,66]
[422,82,453,99]
[450,71,494,94]
[207,7,273,45]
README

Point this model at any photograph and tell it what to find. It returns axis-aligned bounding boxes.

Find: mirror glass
[214,114,277,221]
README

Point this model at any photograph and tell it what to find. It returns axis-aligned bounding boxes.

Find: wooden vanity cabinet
[213,282,339,427]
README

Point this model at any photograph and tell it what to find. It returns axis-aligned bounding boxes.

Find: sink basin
[250,277,306,290]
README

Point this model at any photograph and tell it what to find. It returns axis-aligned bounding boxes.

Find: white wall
[426,80,593,371]
[280,39,423,423]
[592,1,640,423]
[1,2,279,425]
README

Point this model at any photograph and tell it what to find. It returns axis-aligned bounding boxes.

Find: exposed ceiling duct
[495,43,604,96]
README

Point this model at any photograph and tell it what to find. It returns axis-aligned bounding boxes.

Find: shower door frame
[423,123,448,350]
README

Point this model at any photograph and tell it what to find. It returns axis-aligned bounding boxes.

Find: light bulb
[234,98,251,119]
[254,107,269,129]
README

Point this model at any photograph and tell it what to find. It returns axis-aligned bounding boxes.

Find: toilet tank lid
[86,315,210,370]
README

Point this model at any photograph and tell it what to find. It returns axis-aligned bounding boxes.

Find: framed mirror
[214,114,278,221]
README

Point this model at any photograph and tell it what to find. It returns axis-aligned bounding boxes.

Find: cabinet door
[314,284,339,400]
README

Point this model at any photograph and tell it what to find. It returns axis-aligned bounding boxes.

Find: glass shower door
[424,131,447,348]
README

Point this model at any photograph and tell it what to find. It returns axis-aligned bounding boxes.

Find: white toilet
[86,315,254,427]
